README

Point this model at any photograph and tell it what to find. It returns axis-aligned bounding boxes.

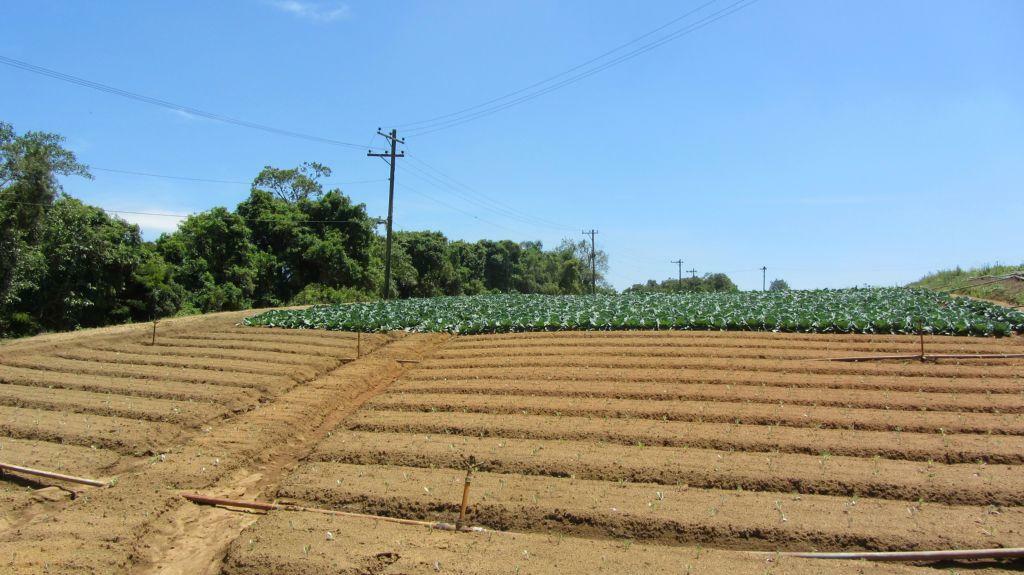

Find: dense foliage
[246,288,1024,336]
[624,273,739,294]
[0,122,603,337]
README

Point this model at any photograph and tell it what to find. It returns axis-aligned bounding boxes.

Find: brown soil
[224,512,947,575]
[0,405,182,455]
[0,355,295,393]
[277,462,1023,551]
[311,431,1024,506]
[0,364,261,410]
[368,391,1024,434]
[0,383,230,425]
[418,356,1023,378]
[394,377,1024,413]
[4,324,1023,574]
[349,410,1024,464]
[58,346,322,381]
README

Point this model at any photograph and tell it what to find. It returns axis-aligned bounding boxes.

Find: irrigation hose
[760,548,1024,562]
[180,493,487,533]
[0,462,109,488]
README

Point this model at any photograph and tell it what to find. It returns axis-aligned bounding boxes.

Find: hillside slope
[911,264,1024,307]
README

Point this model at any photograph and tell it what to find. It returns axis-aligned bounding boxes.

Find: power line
[3,199,383,225]
[404,154,578,232]
[0,55,375,150]
[399,0,760,136]
[90,166,387,187]
[394,0,720,130]
[397,182,517,234]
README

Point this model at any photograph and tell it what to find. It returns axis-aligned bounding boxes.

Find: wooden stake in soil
[151,318,158,346]
[456,456,477,530]
[357,331,361,358]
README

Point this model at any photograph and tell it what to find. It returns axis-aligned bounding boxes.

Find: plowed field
[3,324,1022,574]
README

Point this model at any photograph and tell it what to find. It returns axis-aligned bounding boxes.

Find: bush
[288,283,376,306]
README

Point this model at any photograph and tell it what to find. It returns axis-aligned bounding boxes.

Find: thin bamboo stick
[762,547,1024,562]
[180,493,487,532]
[0,462,109,487]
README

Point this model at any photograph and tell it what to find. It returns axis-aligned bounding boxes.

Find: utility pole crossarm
[671,259,684,290]
[367,128,404,299]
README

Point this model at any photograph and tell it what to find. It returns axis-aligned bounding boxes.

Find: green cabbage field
[244,288,1024,336]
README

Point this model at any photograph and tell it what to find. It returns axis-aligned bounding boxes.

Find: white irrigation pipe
[0,462,109,487]
[761,548,1024,562]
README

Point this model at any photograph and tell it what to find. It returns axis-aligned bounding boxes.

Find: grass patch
[911,264,1024,307]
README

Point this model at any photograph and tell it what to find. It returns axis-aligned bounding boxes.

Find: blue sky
[2,0,1021,291]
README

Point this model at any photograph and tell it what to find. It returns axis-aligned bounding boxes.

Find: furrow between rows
[310,431,1024,506]
[278,463,1023,552]
[0,383,230,426]
[0,356,292,394]
[0,406,181,455]
[348,411,1024,464]
[94,341,339,369]
[148,336,350,358]
[368,392,1024,434]
[0,364,259,411]
[393,379,1024,413]
[401,368,1022,394]
[58,347,319,381]
[418,356,1023,378]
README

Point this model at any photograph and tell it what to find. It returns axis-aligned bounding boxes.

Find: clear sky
[2,0,1021,291]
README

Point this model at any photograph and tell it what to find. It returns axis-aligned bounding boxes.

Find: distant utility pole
[368,128,405,299]
[687,268,697,279]
[761,266,768,291]
[671,259,684,289]
[582,229,599,294]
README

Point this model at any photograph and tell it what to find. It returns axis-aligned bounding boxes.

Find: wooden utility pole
[671,259,684,290]
[687,268,697,279]
[368,129,405,299]
[761,266,768,291]
[582,229,599,294]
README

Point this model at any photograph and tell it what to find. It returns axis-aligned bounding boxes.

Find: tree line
[0,122,607,337]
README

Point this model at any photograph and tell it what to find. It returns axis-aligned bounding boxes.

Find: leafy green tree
[156,208,257,312]
[252,162,331,203]
[0,121,91,315]
[769,278,791,291]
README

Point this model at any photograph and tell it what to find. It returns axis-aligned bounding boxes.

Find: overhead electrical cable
[404,154,578,232]
[90,166,386,186]
[398,0,760,136]
[0,55,375,150]
[394,0,720,130]
[397,182,518,234]
[401,162,578,233]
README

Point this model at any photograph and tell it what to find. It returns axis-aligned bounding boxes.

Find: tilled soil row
[0,437,123,476]
[0,365,260,411]
[0,383,230,426]
[223,512,941,575]
[418,356,1023,379]
[393,379,1024,413]
[368,392,1024,435]
[57,347,321,381]
[349,410,1024,464]
[402,367,1022,395]
[212,326,373,341]
[435,344,1024,362]
[0,356,293,394]
[102,342,341,369]
[443,336,1024,355]
[277,463,1023,552]
[0,333,443,574]
[166,331,361,352]
[310,431,1024,506]
[460,330,1022,346]
[0,405,180,455]
[144,336,352,358]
